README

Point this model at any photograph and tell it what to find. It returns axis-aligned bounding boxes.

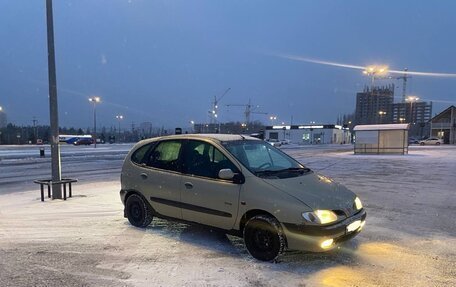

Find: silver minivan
[120,134,366,261]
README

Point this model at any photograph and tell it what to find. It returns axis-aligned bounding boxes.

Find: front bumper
[283,209,367,252]
[120,189,127,205]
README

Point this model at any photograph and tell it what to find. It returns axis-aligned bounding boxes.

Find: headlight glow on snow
[354,197,363,210]
[302,210,338,224]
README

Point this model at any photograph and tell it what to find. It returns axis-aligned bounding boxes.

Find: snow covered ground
[0,143,455,286]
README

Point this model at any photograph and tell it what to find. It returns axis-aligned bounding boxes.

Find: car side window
[147,140,182,172]
[131,143,154,165]
[184,140,237,179]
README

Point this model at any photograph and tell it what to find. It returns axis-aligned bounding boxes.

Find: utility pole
[32,116,38,142]
[46,0,62,199]
[89,96,101,148]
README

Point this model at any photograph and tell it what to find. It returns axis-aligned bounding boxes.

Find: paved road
[0,144,133,194]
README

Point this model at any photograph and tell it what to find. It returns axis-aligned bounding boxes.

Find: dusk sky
[1,0,456,129]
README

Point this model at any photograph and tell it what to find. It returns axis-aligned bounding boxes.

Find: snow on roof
[353,124,409,131]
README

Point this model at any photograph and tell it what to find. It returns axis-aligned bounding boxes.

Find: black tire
[243,215,285,261]
[436,142,441,145]
[126,194,153,228]
[420,142,425,146]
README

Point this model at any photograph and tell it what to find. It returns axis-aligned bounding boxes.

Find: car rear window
[131,143,154,164]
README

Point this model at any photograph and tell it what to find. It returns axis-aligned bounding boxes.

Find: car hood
[262,172,356,212]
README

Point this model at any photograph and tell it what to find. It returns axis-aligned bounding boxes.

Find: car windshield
[222,140,310,178]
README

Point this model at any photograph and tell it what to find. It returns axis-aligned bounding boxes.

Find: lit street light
[116,115,124,143]
[363,65,389,123]
[378,111,387,124]
[406,96,419,123]
[189,120,195,133]
[269,115,277,125]
[89,96,101,148]
[363,65,389,83]
[241,123,247,132]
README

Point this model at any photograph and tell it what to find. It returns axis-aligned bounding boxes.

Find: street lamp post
[269,115,277,126]
[89,96,101,148]
[406,96,419,123]
[363,65,389,123]
[190,120,195,133]
[116,115,123,143]
[46,0,63,198]
[378,111,387,124]
[241,123,247,133]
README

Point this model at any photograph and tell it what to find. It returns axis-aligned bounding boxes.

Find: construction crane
[226,99,268,124]
[209,88,231,124]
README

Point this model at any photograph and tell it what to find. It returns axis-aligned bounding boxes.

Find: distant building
[392,101,432,138]
[430,105,456,144]
[265,124,351,145]
[0,110,6,128]
[391,101,432,124]
[355,85,394,125]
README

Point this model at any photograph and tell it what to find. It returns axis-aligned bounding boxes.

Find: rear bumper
[283,209,366,252]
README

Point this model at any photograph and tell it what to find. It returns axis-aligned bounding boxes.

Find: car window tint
[147,140,182,171]
[184,140,237,179]
[131,143,153,164]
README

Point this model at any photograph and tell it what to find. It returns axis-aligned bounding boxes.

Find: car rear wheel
[420,142,425,146]
[126,194,153,228]
[436,142,441,145]
[243,215,285,261]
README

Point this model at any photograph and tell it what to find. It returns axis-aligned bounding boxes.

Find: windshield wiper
[277,167,312,173]
[255,167,311,176]
[254,169,278,176]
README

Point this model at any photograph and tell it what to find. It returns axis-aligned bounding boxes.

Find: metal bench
[33,178,78,201]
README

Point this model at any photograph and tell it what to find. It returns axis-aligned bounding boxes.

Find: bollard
[39,148,45,157]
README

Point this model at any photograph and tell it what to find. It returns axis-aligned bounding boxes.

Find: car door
[180,140,242,230]
[136,139,184,219]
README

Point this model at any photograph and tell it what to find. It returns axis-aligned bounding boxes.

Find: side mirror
[218,169,235,180]
[218,169,245,184]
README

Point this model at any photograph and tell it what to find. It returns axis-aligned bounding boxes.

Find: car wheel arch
[239,209,287,244]
[124,189,155,212]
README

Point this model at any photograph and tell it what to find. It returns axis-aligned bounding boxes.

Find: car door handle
[184,182,193,189]
[140,173,148,179]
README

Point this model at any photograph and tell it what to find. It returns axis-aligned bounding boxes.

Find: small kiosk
[354,124,409,155]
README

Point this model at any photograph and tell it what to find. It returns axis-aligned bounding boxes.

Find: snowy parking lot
[0,143,455,286]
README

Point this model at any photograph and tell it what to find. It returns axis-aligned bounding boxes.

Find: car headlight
[302,210,338,224]
[354,197,363,210]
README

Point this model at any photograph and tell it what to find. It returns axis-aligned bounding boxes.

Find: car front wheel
[243,215,285,261]
[436,142,441,145]
[126,194,153,228]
